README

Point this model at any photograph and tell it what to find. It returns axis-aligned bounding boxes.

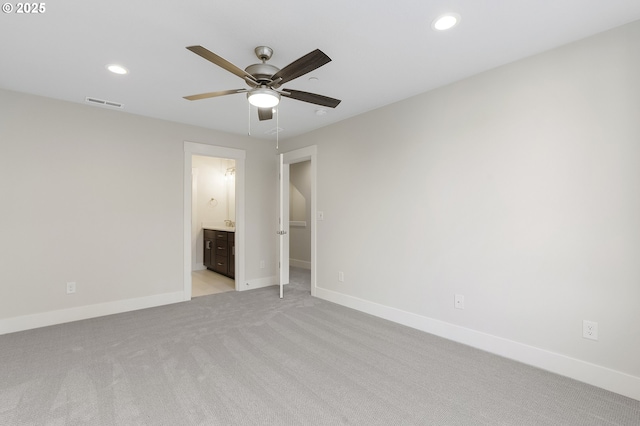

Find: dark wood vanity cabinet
[228,232,235,279]
[204,229,235,278]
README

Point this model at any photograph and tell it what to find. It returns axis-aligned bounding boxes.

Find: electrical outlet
[66,282,76,294]
[338,271,344,282]
[583,320,598,341]
[317,211,324,221]
[454,294,464,309]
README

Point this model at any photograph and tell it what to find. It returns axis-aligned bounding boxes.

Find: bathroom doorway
[183,142,246,301]
[191,155,236,297]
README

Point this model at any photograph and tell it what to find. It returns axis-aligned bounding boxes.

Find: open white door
[277,154,290,298]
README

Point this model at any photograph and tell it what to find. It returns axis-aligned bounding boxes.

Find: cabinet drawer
[214,243,228,256]
[215,231,227,240]
[204,229,216,239]
[214,257,227,274]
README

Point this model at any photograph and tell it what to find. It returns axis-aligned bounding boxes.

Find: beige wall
[0,89,277,322]
[280,20,640,396]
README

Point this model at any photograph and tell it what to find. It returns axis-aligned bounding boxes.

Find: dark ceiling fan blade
[258,107,273,121]
[186,45,257,84]
[281,89,341,108]
[270,49,331,86]
[183,89,247,101]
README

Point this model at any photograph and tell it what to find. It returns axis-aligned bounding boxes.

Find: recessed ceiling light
[432,13,460,31]
[106,64,129,75]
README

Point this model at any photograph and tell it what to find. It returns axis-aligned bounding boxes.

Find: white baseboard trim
[193,263,206,271]
[315,287,640,402]
[290,259,311,270]
[0,291,185,336]
[240,276,277,291]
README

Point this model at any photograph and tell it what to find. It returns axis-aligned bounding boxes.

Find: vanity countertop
[203,226,235,232]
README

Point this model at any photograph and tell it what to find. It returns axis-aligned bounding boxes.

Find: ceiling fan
[183,45,341,121]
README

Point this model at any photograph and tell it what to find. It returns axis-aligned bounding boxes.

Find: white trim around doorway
[183,141,246,301]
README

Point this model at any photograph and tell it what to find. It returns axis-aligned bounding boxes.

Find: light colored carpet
[1,267,639,425]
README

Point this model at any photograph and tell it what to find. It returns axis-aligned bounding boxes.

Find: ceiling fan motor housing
[245,63,280,85]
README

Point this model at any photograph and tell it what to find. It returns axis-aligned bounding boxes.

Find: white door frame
[183,141,246,300]
[282,145,317,297]
[278,154,290,298]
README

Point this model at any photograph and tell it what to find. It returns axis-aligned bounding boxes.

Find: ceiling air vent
[85,97,124,109]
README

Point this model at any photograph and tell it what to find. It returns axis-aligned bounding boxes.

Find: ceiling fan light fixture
[247,88,280,108]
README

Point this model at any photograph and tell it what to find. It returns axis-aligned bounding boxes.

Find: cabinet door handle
[217,263,224,266]
[206,241,211,250]
[218,246,224,250]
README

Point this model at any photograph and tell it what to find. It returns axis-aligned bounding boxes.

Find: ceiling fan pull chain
[276,107,279,150]
[247,102,251,136]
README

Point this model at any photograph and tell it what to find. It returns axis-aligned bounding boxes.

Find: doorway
[281,145,317,297]
[288,160,312,292]
[191,155,236,297]
[183,142,246,301]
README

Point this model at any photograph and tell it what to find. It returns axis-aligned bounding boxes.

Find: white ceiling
[2,1,640,140]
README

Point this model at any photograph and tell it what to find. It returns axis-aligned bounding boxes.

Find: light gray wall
[280,21,640,381]
[0,89,277,320]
